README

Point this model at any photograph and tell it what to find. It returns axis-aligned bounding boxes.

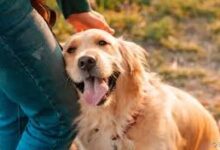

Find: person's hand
[67,11,114,34]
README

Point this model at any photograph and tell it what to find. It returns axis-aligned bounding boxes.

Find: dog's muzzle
[74,56,120,106]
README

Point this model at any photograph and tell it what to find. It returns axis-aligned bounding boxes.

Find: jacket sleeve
[56,0,91,19]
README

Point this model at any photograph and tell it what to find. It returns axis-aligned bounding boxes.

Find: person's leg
[0,89,28,150]
[0,0,79,150]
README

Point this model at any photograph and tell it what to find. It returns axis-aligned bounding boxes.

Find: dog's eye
[67,47,77,53]
[98,40,108,46]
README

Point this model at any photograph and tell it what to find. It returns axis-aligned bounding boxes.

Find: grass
[145,17,175,41]
[102,9,146,40]
[150,0,220,20]
[160,36,205,55]
[209,21,220,34]
[202,76,220,92]
[159,66,206,81]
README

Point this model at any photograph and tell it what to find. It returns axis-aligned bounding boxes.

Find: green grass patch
[150,0,220,20]
[102,10,147,39]
[145,17,176,41]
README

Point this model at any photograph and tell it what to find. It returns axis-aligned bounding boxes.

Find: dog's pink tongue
[83,78,109,106]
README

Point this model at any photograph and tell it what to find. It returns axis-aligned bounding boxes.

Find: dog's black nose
[78,56,96,71]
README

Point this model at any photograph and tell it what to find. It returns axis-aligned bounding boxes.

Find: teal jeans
[0,0,79,149]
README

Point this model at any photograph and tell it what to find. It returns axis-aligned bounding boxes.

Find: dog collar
[111,108,144,141]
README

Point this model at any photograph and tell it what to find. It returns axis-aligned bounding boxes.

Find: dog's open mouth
[74,72,120,106]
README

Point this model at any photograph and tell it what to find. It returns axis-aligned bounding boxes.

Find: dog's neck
[105,71,147,137]
[113,71,146,113]
[111,103,144,141]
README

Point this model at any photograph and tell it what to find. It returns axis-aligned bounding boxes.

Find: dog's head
[63,29,148,107]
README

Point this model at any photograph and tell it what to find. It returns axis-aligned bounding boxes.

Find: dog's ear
[118,39,149,74]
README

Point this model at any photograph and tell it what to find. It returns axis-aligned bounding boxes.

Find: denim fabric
[0,0,79,149]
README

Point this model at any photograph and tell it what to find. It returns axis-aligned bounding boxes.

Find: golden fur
[63,29,220,150]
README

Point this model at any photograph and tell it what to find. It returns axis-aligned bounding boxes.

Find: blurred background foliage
[46,0,220,122]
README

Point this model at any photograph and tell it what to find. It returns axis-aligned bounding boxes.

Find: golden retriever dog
[62,29,220,150]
